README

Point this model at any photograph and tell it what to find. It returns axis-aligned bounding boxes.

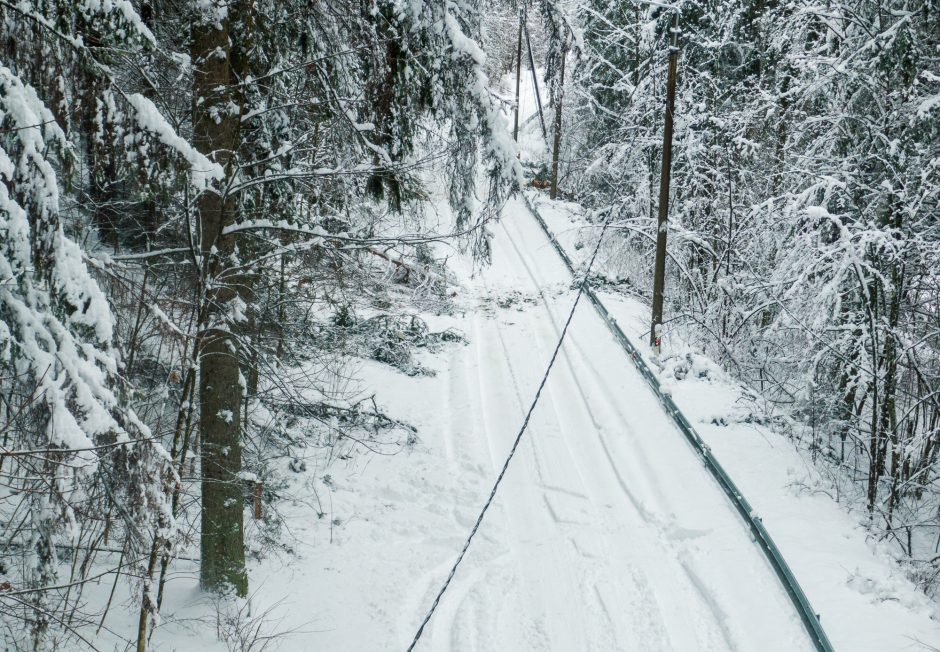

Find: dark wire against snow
[405,203,614,652]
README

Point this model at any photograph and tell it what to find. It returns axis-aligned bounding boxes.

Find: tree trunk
[192,0,248,597]
[865,275,881,515]
[884,226,905,521]
[513,8,523,142]
[549,49,566,200]
[524,25,547,141]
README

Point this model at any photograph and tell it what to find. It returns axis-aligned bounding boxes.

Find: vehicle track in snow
[408,198,812,651]
[492,209,729,650]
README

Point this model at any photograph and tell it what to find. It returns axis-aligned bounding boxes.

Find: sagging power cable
[405,205,613,651]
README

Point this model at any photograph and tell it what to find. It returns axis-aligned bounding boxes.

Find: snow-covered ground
[125,192,940,652]
[121,69,940,652]
[530,192,940,651]
[392,199,814,651]
[142,196,804,651]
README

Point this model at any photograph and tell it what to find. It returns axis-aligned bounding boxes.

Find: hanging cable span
[405,206,614,652]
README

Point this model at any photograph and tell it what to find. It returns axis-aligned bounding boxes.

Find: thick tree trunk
[192,0,248,597]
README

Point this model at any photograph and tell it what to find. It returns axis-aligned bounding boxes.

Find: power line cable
[405,205,613,652]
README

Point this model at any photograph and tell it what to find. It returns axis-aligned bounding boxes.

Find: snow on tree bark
[191,0,248,598]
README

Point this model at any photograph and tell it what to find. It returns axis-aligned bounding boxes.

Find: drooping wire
[406,202,613,651]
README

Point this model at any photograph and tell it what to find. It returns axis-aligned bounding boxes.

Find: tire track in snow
[486,215,692,650]
[420,274,593,651]
[405,195,809,651]
[481,310,636,651]
[498,213,671,520]
[473,279,595,651]
[494,213,728,650]
[499,199,811,651]
[495,215,742,648]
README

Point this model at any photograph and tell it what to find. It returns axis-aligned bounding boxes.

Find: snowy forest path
[407,197,815,651]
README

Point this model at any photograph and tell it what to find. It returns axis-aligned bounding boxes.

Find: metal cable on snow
[405,208,615,652]
[521,192,835,652]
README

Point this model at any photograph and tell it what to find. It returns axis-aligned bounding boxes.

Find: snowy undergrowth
[81,178,495,651]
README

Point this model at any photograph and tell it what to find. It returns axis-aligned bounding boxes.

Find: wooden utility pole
[650,12,679,352]
[513,7,523,142]
[525,25,547,141]
[549,49,566,200]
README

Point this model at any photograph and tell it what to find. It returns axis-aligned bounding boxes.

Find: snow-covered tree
[0,3,179,647]
[568,0,940,591]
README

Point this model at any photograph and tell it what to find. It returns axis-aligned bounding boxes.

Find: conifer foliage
[3,0,937,647]
[0,0,522,648]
